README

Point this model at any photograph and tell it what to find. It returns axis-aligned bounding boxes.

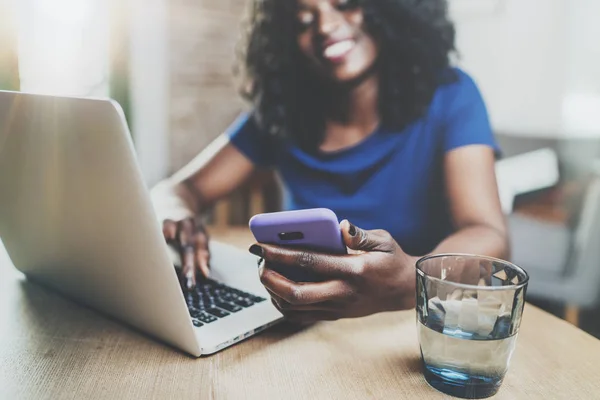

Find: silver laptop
[0,90,282,357]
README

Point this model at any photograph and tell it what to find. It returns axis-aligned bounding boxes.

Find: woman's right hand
[151,137,257,289]
[162,217,210,290]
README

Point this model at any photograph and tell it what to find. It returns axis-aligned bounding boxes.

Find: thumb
[340,220,396,253]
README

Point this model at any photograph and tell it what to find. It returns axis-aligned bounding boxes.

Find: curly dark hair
[238,0,456,151]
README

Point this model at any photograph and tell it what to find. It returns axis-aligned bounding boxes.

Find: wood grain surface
[1,228,599,399]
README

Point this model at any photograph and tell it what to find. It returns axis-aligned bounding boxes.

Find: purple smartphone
[249,208,346,282]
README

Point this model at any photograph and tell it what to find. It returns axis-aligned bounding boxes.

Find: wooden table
[2,228,600,399]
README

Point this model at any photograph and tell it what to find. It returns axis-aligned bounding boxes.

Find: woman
[152,0,508,323]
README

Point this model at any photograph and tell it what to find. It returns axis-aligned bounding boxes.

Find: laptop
[0,90,283,357]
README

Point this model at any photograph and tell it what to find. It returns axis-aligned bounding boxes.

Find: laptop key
[192,319,204,328]
[189,308,202,318]
[197,312,218,324]
[189,279,263,313]
[231,289,247,297]
[206,307,230,318]
[232,298,254,308]
[201,297,213,306]
[215,301,243,313]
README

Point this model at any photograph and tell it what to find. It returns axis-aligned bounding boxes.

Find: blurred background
[0,0,599,335]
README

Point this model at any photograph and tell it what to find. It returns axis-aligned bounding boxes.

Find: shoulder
[227,111,280,143]
[429,68,488,119]
[429,69,498,153]
[226,112,260,136]
[435,68,483,103]
[226,111,283,167]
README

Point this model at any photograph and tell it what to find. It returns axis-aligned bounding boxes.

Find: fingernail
[249,244,264,257]
[201,265,210,278]
[257,257,264,268]
[186,279,194,289]
[348,223,357,237]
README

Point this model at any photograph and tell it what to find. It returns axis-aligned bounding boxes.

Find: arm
[252,73,506,320]
[253,145,508,322]
[151,134,256,219]
[420,144,509,260]
[151,134,256,287]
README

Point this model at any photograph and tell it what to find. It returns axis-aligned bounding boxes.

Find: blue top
[228,69,499,256]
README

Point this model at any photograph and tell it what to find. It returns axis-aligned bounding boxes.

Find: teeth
[323,40,354,59]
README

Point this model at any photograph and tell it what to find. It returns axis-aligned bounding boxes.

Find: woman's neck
[320,73,380,152]
[326,73,379,127]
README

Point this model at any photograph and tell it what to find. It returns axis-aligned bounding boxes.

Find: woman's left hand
[249,220,418,324]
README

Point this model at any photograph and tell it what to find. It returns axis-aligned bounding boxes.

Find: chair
[210,170,279,227]
[508,162,600,325]
[495,148,560,214]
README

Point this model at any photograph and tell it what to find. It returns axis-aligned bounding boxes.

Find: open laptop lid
[0,91,201,356]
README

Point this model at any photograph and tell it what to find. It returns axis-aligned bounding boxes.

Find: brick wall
[169,0,248,173]
[168,0,281,223]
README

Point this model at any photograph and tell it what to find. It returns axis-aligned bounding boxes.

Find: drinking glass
[416,254,529,399]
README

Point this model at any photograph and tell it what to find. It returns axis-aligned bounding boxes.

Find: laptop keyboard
[185,279,266,328]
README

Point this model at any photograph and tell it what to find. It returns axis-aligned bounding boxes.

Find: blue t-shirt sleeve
[442,69,500,155]
[226,113,275,167]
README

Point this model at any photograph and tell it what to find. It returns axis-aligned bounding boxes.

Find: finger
[192,230,210,278]
[264,287,293,315]
[177,219,196,288]
[271,297,284,313]
[259,268,289,307]
[265,286,342,312]
[259,265,354,306]
[193,230,209,250]
[251,243,357,278]
[177,218,195,245]
[163,220,177,242]
[196,219,209,236]
[177,218,195,267]
[182,245,196,289]
[180,225,210,278]
[340,220,395,253]
[266,289,289,310]
[196,249,210,279]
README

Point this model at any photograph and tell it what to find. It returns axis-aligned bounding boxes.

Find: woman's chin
[326,66,377,87]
